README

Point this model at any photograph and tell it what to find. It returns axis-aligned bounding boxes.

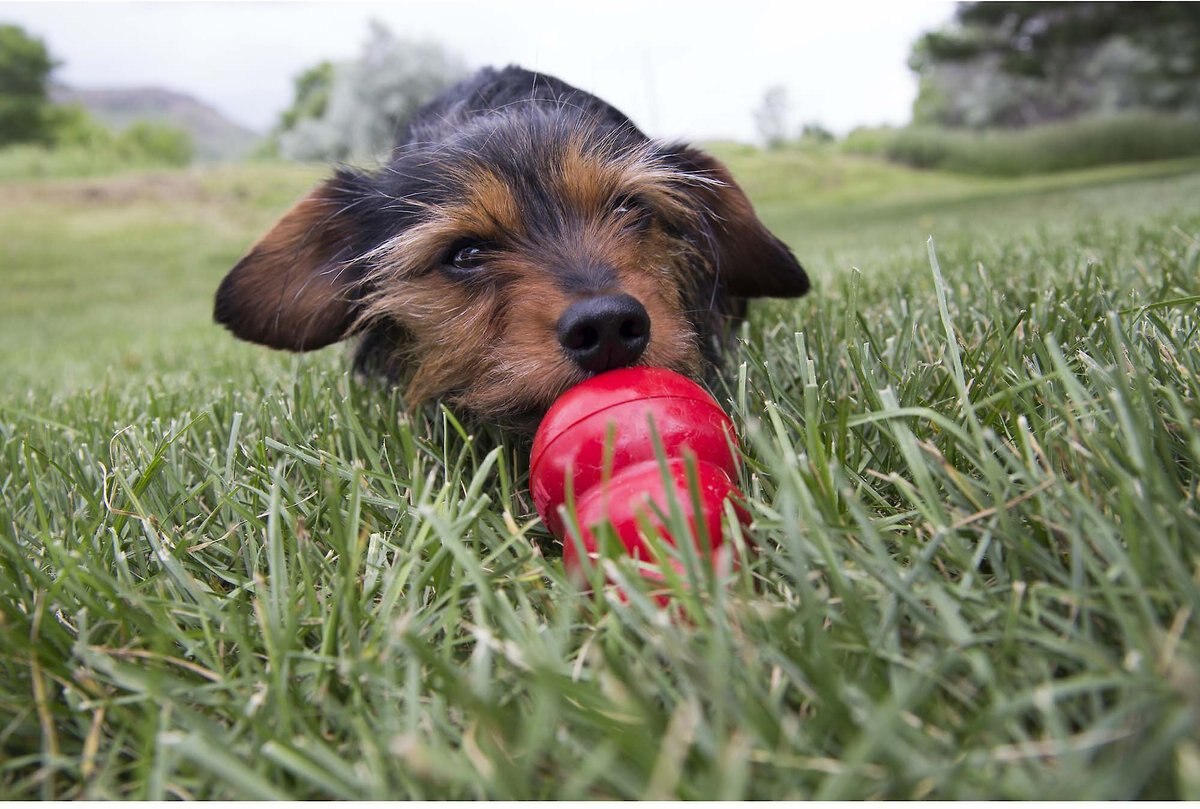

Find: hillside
[49,84,263,161]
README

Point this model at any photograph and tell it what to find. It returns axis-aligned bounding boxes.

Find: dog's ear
[670,146,810,299]
[214,174,370,351]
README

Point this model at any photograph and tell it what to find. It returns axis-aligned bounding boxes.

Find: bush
[117,121,192,167]
[876,112,1200,176]
[46,102,114,149]
[839,125,900,156]
[0,111,193,180]
[800,122,835,144]
[0,143,124,179]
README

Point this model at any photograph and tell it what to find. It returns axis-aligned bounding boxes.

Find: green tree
[914,3,1200,82]
[278,60,334,132]
[275,20,469,162]
[0,23,57,145]
[910,2,1200,127]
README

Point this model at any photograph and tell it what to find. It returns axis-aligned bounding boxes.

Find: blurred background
[5,0,1200,175]
[3,1,1200,393]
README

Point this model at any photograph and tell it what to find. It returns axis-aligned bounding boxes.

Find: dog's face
[216,106,808,428]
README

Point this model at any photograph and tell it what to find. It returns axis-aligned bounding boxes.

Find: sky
[2,0,956,143]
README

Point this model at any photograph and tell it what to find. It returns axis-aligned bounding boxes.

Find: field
[2,148,1199,798]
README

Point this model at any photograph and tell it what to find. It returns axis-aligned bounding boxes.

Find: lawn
[1,150,1199,798]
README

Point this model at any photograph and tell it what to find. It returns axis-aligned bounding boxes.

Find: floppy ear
[671,146,810,299]
[214,176,368,351]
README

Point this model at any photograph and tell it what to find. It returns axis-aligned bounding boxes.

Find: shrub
[46,102,114,149]
[878,112,1200,176]
[839,126,899,156]
[0,112,193,180]
[800,122,835,144]
[117,121,192,167]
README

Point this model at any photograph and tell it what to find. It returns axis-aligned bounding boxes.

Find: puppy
[215,66,809,430]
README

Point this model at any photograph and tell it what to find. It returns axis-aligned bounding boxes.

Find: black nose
[557,294,651,374]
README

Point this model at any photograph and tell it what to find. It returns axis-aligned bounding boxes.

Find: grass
[2,152,1200,798]
[0,163,325,396]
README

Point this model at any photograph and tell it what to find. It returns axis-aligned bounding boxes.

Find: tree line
[910,2,1200,128]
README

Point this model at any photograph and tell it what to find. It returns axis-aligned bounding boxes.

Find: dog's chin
[445,370,585,435]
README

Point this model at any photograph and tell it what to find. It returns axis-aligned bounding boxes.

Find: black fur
[348,67,795,374]
[215,65,810,422]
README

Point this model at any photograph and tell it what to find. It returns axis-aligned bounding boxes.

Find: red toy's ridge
[529,391,728,481]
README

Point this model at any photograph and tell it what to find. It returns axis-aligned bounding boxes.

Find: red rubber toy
[530,367,750,593]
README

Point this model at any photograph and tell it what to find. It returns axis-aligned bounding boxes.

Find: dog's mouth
[418,288,707,432]
[452,352,710,436]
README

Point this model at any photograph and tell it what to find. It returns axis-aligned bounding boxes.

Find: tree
[278,60,334,133]
[909,2,1200,127]
[0,24,57,146]
[277,21,469,162]
[753,85,790,150]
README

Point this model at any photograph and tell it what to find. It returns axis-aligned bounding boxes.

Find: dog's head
[215,107,808,425]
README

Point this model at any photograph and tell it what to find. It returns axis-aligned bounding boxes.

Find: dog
[214,66,810,430]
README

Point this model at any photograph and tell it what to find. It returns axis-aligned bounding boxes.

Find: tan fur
[352,147,712,421]
[216,70,809,430]
[217,189,361,349]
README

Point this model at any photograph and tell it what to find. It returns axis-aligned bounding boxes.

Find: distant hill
[49,85,263,162]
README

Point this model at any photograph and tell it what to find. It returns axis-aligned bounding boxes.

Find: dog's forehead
[438,112,670,214]
[369,108,706,265]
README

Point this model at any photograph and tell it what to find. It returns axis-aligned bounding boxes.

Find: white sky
[2,0,955,142]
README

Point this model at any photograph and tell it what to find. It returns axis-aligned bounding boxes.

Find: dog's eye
[611,194,650,228]
[444,240,492,272]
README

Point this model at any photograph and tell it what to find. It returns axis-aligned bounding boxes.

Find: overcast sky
[3,0,955,143]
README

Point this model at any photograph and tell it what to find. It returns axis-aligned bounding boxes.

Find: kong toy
[529,367,750,593]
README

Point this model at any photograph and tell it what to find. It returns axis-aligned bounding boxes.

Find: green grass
[0,163,325,396]
[2,153,1200,798]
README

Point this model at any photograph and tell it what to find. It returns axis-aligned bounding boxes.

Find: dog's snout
[557,294,650,374]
